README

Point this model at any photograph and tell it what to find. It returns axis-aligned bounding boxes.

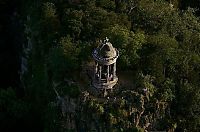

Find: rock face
[92,38,119,96]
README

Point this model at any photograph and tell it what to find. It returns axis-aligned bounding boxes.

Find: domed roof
[98,42,117,58]
[92,38,119,65]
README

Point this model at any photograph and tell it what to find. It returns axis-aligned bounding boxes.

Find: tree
[102,25,145,69]
[0,88,30,131]
[48,35,80,81]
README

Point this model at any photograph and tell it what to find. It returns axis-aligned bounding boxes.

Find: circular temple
[91,38,119,96]
[92,41,119,65]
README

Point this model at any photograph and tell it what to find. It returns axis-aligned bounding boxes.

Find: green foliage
[132,0,173,32]
[62,84,80,98]
[48,47,67,81]
[161,79,175,101]
[48,35,80,81]
[103,25,145,68]
[96,0,116,11]
[19,0,200,131]
[42,2,57,18]
[143,74,157,97]
[62,9,83,38]
[0,88,30,128]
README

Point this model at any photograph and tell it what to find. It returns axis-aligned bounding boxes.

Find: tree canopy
[1,0,200,131]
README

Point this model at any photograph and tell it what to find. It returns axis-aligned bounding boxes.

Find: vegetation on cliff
[1,0,200,131]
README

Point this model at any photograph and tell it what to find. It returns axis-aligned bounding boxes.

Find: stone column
[95,62,98,74]
[99,65,102,82]
[94,62,98,79]
[113,62,116,78]
[107,65,109,82]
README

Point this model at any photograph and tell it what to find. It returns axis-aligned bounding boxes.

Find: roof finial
[104,37,109,43]
[169,0,174,8]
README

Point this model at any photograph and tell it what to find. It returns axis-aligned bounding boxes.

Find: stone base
[92,77,118,97]
[92,77,118,89]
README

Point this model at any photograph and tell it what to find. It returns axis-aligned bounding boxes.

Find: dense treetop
[1,0,200,131]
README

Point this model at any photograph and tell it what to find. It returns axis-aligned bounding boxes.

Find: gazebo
[92,38,119,96]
